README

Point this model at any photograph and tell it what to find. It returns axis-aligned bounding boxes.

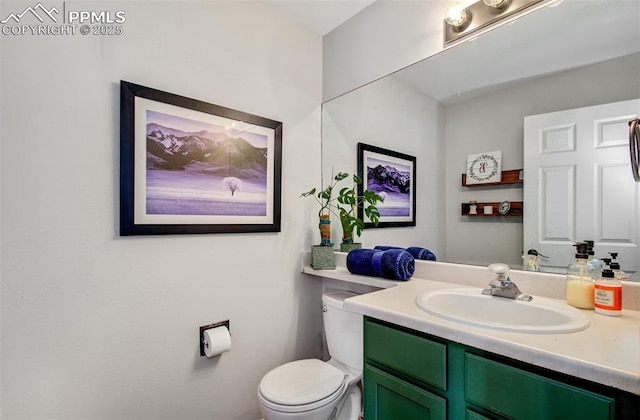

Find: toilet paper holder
[199,320,230,357]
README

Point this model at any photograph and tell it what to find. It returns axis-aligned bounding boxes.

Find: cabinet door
[465,353,615,419]
[364,364,446,420]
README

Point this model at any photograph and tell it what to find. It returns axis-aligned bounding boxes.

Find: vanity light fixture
[483,0,508,9]
[445,2,470,30]
[444,0,555,46]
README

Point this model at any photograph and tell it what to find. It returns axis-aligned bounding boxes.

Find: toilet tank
[322,291,363,370]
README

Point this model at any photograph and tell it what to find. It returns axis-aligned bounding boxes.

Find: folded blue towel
[346,248,415,281]
[374,246,437,261]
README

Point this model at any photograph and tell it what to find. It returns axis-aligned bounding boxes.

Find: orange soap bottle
[594,268,622,316]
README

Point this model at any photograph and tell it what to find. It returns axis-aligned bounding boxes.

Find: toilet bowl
[258,359,361,420]
[258,291,363,420]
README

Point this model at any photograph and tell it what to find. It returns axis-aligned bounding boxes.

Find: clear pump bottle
[522,249,546,271]
[609,252,628,280]
[566,242,596,309]
[610,261,628,281]
[584,240,603,274]
[594,268,622,316]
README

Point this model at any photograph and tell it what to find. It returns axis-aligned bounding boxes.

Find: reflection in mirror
[321,0,640,277]
[523,98,640,274]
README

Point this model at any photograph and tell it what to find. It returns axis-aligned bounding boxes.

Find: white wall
[445,53,640,268]
[322,75,446,255]
[0,1,323,418]
[323,0,451,101]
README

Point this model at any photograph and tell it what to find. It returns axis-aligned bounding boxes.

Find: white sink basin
[415,288,590,334]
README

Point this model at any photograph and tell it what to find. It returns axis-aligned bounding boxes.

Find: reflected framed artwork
[357,143,416,228]
[120,81,282,235]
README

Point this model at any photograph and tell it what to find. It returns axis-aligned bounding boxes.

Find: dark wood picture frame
[357,142,416,228]
[120,81,282,235]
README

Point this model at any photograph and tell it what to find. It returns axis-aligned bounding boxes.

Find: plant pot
[340,242,362,252]
[319,215,332,246]
[311,245,335,270]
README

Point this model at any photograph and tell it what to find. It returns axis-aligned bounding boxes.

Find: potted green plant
[302,172,383,267]
[335,174,383,251]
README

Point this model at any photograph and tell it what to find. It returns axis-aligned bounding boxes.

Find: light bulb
[445,2,470,28]
[482,0,508,8]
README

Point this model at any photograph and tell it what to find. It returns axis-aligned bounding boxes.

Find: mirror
[322,0,640,274]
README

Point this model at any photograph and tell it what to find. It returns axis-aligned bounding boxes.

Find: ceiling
[262,0,376,36]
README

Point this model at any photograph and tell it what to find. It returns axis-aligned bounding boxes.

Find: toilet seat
[258,359,347,413]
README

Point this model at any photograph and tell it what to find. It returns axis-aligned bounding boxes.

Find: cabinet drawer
[364,364,446,420]
[365,319,447,390]
[465,353,615,419]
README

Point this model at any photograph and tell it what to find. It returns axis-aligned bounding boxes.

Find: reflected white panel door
[524,99,640,272]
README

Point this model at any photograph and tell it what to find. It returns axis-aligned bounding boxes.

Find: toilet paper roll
[203,326,231,358]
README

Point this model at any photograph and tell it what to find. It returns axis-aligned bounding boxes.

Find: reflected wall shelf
[462,169,523,187]
[461,201,523,217]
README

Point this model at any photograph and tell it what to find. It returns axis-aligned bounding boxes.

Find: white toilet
[258,291,363,420]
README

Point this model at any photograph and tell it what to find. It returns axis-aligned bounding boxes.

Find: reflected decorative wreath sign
[466,151,502,185]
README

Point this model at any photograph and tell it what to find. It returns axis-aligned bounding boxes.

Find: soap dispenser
[609,252,628,280]
[595,268,622,316]
[584,240,603,274]
[566,242,595,309]
[522,249,547,271]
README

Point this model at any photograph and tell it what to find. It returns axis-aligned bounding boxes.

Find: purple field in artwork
[366,158,411,217]
[145,110,269,216]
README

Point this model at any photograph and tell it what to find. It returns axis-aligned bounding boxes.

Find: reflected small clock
[498,200,511,215]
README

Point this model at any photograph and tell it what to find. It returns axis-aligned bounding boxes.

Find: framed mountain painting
[357,143,416,228]
[119,81,282,235]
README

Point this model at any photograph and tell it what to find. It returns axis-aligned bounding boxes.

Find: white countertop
[302,254,640,395]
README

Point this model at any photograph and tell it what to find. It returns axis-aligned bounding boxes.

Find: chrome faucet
[482,263,533,301]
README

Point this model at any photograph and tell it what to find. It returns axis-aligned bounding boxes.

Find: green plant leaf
[363,189,383,204]
[300,187,316,197]
[338,188,356,206]
[335,172,349,181]
[319,186,333,200]
[365,205,381,225]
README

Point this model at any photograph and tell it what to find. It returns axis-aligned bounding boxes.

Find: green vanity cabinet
[363,317,639,420]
